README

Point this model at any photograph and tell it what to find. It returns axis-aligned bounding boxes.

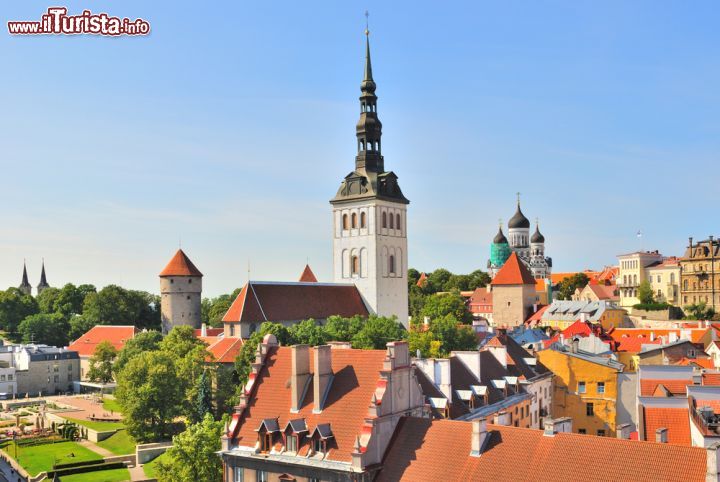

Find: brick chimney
[656,427,668,443]
[470,418,489,457]
[616,423,631,440]
[313,345,333,413]
[291,345,310,413]
[706,441,720,482]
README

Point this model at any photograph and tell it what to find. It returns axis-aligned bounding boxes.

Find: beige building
[646,257,681,305]
[0,344,80,397]
[617,251,669,307]
[490,253,537,328]
[159,249,203,335]
[681,237,720,311]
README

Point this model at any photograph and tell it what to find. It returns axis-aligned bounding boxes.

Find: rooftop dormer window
[283,418,308,453]
[310,423,334,456]
[256,418,280,453]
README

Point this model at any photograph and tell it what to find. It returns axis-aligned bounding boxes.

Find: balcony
[617,280,639,288]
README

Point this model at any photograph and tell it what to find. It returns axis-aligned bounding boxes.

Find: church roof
[493,227,508,244]
[298,264,318,282]
[37,261,49,288]
[508,203,530,229]
[491,253,536,286]
[20,262,31,288]
[531,225,545,243]
[159,249,203,277]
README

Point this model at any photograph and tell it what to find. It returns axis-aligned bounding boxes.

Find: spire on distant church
[19,261,32,296]
[37,259,50,295]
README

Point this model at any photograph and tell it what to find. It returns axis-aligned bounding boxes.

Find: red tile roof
[677,357,715,369]
[642,407,692,445]
[640,379,691,397]
[703,373,720,386]
[205,336,244,364]
[68,325,139,357]
[525,305,549,324]
[222,282,369,323]
[609,328,709,345]
[585,284,619,301]
[491,253,536,286]
[416,272,428,288]
[232,346,387,462]
[194,327,224,337]
[159,249,203,277]
[377,418,707,482]
[299,264,318,283]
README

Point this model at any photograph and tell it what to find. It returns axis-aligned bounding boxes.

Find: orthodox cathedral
[488,197,552,279]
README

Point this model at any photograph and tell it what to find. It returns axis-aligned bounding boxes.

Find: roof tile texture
[159,249,203,277]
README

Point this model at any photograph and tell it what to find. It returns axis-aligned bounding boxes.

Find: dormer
[310,423,334,457]
[471,385,489,406]
[256,418,280,453]
[282,418,308,454]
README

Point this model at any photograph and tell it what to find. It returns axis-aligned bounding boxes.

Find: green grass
[102,397,123,415]
[63,417,126,431]
[59,467,131,482]
[143,451,170,478]
[0,440,102,476]
[97,429,135,455]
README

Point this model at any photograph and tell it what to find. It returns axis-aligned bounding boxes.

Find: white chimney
[290,345,310,413]
[656,427,668,444]
[706,442,720,482]
[313,345,333,413]
[200,323,207,337]
[494,410,511,426]
[650,331,655,342]
[616,423,631,440]
[470,418,488,457]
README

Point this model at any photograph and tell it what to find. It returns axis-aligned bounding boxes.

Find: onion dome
[508,203,530,229]
[493,226,508,244]
[531,225,545,243]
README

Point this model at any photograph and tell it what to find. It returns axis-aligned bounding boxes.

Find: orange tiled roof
[640,379,691,397]
[677,357,715,369]
[299,264,318,283]
[68,325,139,357]
[233,346,386,462]
[491,253,536,286]
[194,327,224,337]
[703,373,720,386]
[222,282,368,323]
[642,407,691,445]
[205,336,244,364]
[526,305,549,324]
[377,418,707,482]
[609,328,709,345]
[159,249,203,277]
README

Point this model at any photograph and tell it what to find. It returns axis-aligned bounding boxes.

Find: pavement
[77,438,115,457]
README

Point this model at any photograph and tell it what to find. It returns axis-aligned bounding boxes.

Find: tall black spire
[19,261,32,296]
[37,259,49,295]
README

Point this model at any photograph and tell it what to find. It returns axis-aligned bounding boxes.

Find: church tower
[159,249,203,334]
[37,260,50,296]
[507,195,531,259]
[19,261,32,296]
[330,28,409,327]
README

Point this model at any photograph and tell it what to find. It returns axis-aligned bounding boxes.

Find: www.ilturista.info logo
[8,7,150,36]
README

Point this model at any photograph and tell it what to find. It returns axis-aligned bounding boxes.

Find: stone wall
[136,441,173,464]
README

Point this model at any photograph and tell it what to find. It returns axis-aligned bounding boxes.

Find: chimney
[656,427,668,444]
[494,410,511,426]
[616,423,631,440]
[436,358,452,400]
[543,417,572,436]
[650,331,655,342]
[706,442,720,482]
[669,332,678,343]
[571,338,579,354]
[313,345,333,413]
[689,237,694,249]
[469,418,489,457]
[385,341,409,370]
[200,323,207,337]
[291,345,311,413]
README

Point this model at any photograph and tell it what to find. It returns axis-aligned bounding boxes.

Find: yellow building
[617,251,663,308]
[537,348,624,437]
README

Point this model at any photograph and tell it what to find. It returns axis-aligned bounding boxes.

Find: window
[578,429,586,434]
[8,375,12,381]
[688,349,696,358]
[389,255,396,274]
[234,467,244,482]
[67,373,72,381]
[312,437,324,454]
[396,214,401,232]
[188,279,192,284]
[382,212,387,228]
[586,403,594,416]
[342,214,349,230]
[53,375,59,383]
[286,434,298,452]
[259,432,273,452]
[230,324,235,337]
[360,211,366,228]
[351,256,359,275]
[597,429,605,437]
[578,381,586,394]
[389,213,394,229]
[257,471,268,482]
[351,212,357,229]
[597,382,605,394]
[0,375,4,381]
[68,365,72,371]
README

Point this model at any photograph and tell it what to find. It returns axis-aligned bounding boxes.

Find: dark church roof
[508,203,530,229]
[493,227,508,244]
[531,225,545,243]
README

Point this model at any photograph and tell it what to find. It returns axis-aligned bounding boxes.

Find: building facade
[159,249,203,334]
[0,344,80,397]
[617,250,665,307]
[330,34,410,327]
[681,237,720,311]
[490,253,539,328]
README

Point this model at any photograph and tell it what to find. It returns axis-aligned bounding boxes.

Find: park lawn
[63,417,126,431]
[102,397,123,415]
[143,451,170,478]
[97,429,135,455]
[59,467,131,482]
[1,440,102,476]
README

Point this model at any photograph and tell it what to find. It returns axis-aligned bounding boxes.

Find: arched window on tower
[360,212,367,228]
[382,212,387,229]
[342,214,349,231]
[389,255,396,275]
[352,256,360,275]
[396,214,401,233]
[351,212,358,229]
[389,213,395,229]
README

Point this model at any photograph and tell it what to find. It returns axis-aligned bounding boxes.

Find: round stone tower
[159,249,203,335]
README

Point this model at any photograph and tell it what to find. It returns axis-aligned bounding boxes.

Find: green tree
[420,292,471,323]
[684,302,716,320]
[214,364,238,418]
[351,315,406,349]
[555,273,590,300]
[408,285,427,320]
[191,370,213,424]
[468,270,491,290]
[54,283,94,317]
[288,319,328,346]
[427,269,453,293]
[68,314,95,340]
[408,314,477,358]
[159,325,205,360]
[83,285,160,330]
[407,269,421,289]
[155,413,222,482]
[324,315,364,342]
[17,313,70,347]
[87,340,118,384]
[36,287,61,314]
[0,288,39,334]
[114,330,163,376]
[637,280,655,305]
[116,351,184,442]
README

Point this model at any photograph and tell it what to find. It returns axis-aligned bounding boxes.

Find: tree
[0,288,39,334]
[159,325,205,359]
[555,273,590,300]
[114,330,163,376]
[54,283,95,317]
[82,285,160,330]
[288,319,328,346]
[18,313,70,347]
[637,280,655,305]
[88,340,118,384]
[408,285,427,320]
[685,302,716,320]
[351,315,406,349]
[68,314,95,340]
[420,292,471,323]
[36,287,61,314]
[116,351,184,442]
[408,314,477,358]
[155,413,222,482]
[191,370,213,424]
[324,315,364,342]
[427,269,452,293]
[214,365,238,418]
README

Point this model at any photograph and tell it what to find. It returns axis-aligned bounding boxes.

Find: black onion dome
[508,205,530,229]
[494,227,508,244]
[531,225,545,243]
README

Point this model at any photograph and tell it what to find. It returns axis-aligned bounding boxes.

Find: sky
[1,1,719,297]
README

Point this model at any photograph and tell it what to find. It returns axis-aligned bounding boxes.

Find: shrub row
[48,461,127,477]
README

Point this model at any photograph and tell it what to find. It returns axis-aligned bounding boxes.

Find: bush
[633,302,671,311]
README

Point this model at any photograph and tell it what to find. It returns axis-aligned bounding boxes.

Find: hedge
[633,303,671,311]
[48,461,127,477]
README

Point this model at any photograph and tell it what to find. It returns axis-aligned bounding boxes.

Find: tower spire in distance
[37,258,50,295]
[19,260,32,296]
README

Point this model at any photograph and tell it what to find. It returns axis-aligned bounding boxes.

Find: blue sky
[2,1,719,297]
